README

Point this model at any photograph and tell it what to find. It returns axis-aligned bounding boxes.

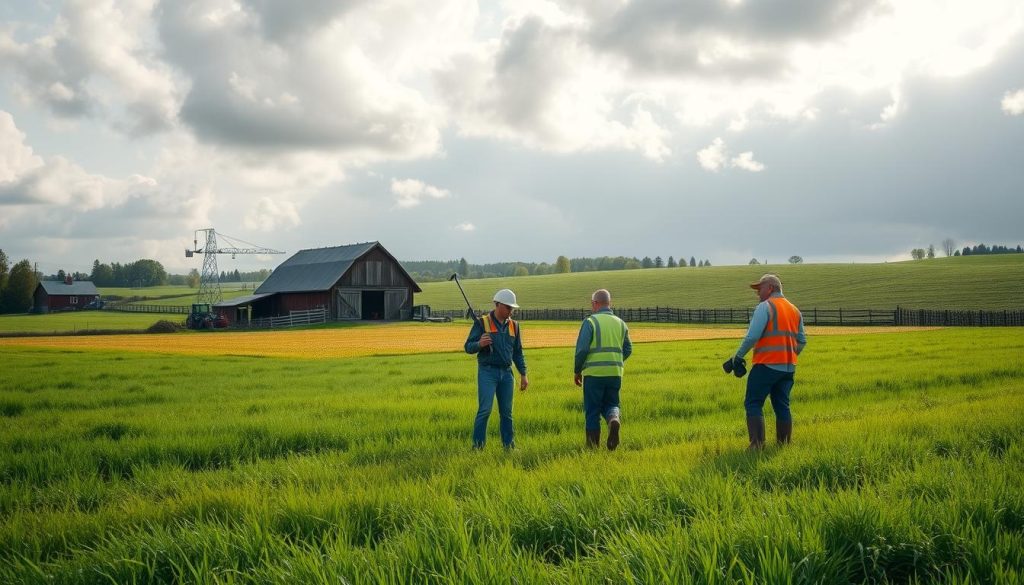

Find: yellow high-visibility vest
[582,312,626,377]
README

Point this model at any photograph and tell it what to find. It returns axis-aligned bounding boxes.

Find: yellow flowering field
[0,322,936,359]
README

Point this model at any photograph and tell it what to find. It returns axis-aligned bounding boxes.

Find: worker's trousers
[583,375,621,431]
[473,365,515,448]
[744,364,794,422]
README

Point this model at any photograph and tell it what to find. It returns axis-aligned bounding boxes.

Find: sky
[0,0,1022,276]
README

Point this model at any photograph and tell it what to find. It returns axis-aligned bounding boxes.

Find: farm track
[0,323,938,359]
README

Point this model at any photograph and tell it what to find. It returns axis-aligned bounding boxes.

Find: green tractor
[187,304,228,329]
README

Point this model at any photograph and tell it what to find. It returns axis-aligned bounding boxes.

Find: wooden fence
[105,303,189,314]
[430,307,1024,327]
[244,308,328,329]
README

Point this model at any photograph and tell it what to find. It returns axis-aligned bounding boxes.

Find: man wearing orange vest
[727,274,807,450]
[464,289,529,449]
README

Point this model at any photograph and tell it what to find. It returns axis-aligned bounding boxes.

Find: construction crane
[186,228,284,305]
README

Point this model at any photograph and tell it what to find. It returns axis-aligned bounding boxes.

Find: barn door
[337,290,361,320]
[384,289,407,320]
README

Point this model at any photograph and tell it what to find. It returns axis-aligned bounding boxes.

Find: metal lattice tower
[197,229,222,305]
[186,228,284,305]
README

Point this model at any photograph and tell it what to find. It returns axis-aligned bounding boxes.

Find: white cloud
[1002,88,1024,115]
[0,0,181,134]
[730,151,765,172]
[697,137,765,172]
[391,178,451,208]
[455,222,476,231]
[697,137,728,171]
[244,197,301,231]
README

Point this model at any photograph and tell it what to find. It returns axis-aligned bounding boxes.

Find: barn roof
[37,280,99,296]
[255,241,421,294]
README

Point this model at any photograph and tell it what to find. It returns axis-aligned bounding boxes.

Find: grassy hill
[416,255,1024,310]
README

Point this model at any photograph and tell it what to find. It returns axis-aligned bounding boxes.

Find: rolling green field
[417,255,1024,310]
[0,312,171,335]
[1,329,1022,583]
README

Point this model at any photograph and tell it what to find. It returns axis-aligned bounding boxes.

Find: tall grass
[0,328,1021,583]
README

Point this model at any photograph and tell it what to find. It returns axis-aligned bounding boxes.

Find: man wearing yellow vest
[727,274,807,450]
[574,289,632,450]
[464,288,528,449]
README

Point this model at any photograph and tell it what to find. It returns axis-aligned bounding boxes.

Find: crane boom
[186,228,285,305]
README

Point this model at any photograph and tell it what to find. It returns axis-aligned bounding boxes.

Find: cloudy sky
[1,0,1022,275]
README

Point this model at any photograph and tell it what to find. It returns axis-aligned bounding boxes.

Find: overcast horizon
[1,1,1023,276]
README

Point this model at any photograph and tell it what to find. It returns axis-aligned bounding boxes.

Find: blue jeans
[583,376,621,431]
[473,365,515,448]
[744,365,794,422]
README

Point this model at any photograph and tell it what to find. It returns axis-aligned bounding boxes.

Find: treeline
[911,240,1023,260]
[88,259,168,287]
[0,249,39,314]
[957,244,1022,256]
[217,269,272,283]
[403,255,713,281]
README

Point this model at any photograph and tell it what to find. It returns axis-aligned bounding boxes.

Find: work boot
[776,421,792,445]
[586,430,601,449]
[746,417,766,451]
[607,417,621,451]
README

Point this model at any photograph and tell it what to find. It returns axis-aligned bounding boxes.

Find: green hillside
[416,255,1024,310]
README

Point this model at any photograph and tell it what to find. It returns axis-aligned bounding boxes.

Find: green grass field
[1,329,1021,583]
[0,312,171,334]
[417,255,1024,310]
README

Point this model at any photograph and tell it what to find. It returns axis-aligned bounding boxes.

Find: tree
[749,258,760,265]
[698,260,705,267]
[458,257,469,277]
[655,256,664,268]
[927,244,935,259]
[513,265,529,277]
[910,248,925,260]
[704,259,711,267]
[0,248,8,292]
[788,256,803,264]
[953,250,961,257]
[57,269,66,282]
[667,256,677,268]
[555,256,571,273]
[689,256,696,267]
[2,260,37,314]
[186,268,201,288]
[942,238,956,257]
[641,256,654,269]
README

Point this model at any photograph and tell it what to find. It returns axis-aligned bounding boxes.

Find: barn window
[70,296,78,304]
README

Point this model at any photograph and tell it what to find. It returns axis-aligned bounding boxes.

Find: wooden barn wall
[338,248,415,289]
[273,292,331,315]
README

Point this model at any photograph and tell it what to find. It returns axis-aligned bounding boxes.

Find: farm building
[214,242,421,325]
[32,278,100,313]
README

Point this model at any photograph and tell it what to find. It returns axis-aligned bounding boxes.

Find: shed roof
[213,293,273,308]
[255,241,421,294]
[37,280,99,296]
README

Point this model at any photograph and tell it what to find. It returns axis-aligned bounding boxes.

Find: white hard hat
[493,289,519,308]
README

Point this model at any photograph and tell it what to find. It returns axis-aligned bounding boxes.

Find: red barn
[214,241,421,325]
[33,278,100,313]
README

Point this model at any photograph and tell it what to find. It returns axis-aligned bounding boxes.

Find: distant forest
[402,255,713,282]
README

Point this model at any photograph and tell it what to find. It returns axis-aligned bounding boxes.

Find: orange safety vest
[753,297,801,366]
[480,313,518,338]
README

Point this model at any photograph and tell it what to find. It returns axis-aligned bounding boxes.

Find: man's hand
[574,373,583,387]
[479,333,492,348]
[520,374,529,391]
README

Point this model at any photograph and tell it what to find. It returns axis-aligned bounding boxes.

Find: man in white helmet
[464,288,529,449]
